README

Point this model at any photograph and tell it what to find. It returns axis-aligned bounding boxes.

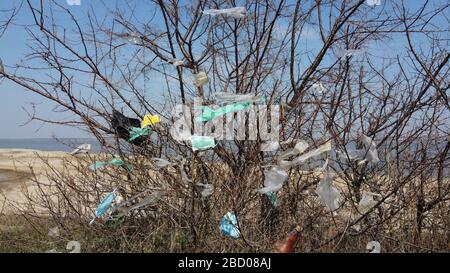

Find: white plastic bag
[203,7,246,19]
[260,141,280,152]
[366,241,381,253]
[196,183,214,198]
[279,142,331,169]
[258,167,288,194]
[358,191,381,214]
[70,144,91,155]
[194,71,209,87]
[316,173,341,211]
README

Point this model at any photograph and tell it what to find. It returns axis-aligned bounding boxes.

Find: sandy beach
[0,149,73,214]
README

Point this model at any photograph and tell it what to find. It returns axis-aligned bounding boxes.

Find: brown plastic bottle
[274,225,302,253]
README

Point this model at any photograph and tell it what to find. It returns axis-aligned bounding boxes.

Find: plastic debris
[95,191,117,218]
[312,82,325,94]
[151,158,173,169]
[195,102,252,122]
[141,114,161,128]
[128,32,140,44]
[0,58,4,73]
[366,0,381,6]
[66,0,81,6]
[279,142,332,169]
[191,135,216,151]
[128,127,150,142]
[66,241,81,253]
[111,110,146,146]
[196,183,214,198]
[171,60,185,67]
[336,48,365,58]
[266,192,278,208]
[114,190,164,217]
[203,7,246,19]
[278,140,309,160]
[48,227,60,238]
[194,71,209,87]
[274,225,301,253]
[90,159,133,172]
[316,173,341,211]
[258,167,289,194]
[338,135,379,165]
[214,92,265,105]
[358,191,381,214]
[220,212,241,239]
[70,144,91,155]
[366,241,381,253]
[261,141,280,152]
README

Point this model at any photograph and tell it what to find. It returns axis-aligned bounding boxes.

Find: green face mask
[191,136,216,151]
[195,102,252,122]
[128,127,150,142]
[90,159,133,172]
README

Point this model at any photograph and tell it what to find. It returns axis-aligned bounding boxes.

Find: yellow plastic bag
[141,114,161,128]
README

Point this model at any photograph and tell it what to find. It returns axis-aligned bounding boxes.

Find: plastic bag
[70,144,91,155]
[202,7,246,19]
[141,114,161,128]
[151,158,173,169]
[315,173,341,211]
[312,82,325,94]
[279,142,331,169]
[336,48,365,58]
[196,183,214,198]
[214,92,265,105]
[111,110,146,146]
[358,191,381,214]
[194,71,209,87]
[261,141,280,152]
[191,135,216,151]
[278,140,309,160]
[258,167,288,194]
[66,241,81,253]
[338,135,379,165]
[220,212,241,239]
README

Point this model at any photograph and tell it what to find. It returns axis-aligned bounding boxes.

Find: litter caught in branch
[195,102,253,122]
[258,167,288,194]
[90,158,133,172]
[366,241,381,253]
[70,144,91,155]
[151,158,173,170]
[191,135,217,151]
[194,71,209,87]
[358,191,381,214]
[128,127,150,142]
[141,114,161,128]
[196,183,214,198]
[278,142,332,169]
[202,7,246,19]
[315,173,341,211]
[220,212,241,239]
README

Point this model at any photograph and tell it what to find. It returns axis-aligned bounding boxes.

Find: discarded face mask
[202,7,246,19]
[266,192,278,208]
[196,183,214,198]
[260,141,280,152]
[278,142,332,169]
[315,173,341,211]
[191,135,217,151]
[195,102,252,122]
[128,127,150,142]
[90,159,133,172]
[141,114,161,128]
[366,241,381,253]
[95,190,117,218]
[66,241,81,253]
[258,167,289,194]
[220,212,241,239]
[70,144,91,155]
[366,0,381,6]
[48,227,60,238]
[358,191,381,214]
[194,71,209,87]
[151,158,173,169]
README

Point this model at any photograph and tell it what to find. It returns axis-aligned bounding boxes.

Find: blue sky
[0,0,443,139]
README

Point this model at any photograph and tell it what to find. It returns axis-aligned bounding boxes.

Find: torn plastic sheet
[48,227,60,238]
[312,82,325,94]
[195,102,252,122]
[266,192,278,208]
[70,144,91,155]
[202,7,246,19]
[194,71,209,87]
[141,114,161,128]
[358,191,381,214]
[258,167,289,194]
[261,141,280,152]
[278,142,332,169]
[191,135,217,151]
[213,92,266,105]
[338,135,379,165]
[366,241,381,253]
[90,159,133,172]
[278,140,309,160]
[128,127,150,142]
[151,158,173,169]
[115,191,164,217]
[315,173,341,211]
[196,183,214,198]
[220,212,241,239]
[366,0,381,6]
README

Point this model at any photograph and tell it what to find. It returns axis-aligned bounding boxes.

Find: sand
[0,149,74,214]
